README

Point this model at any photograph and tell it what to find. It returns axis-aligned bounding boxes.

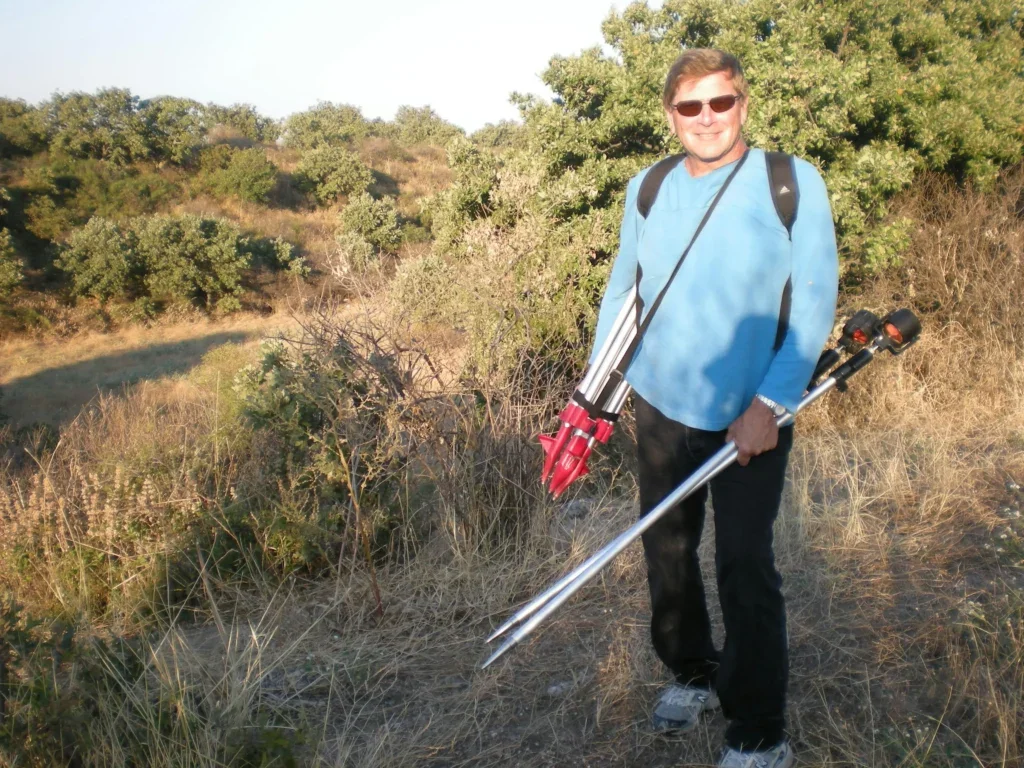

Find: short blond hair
[662,49,749,109]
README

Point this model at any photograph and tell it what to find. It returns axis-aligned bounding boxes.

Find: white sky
[0,0,659,132]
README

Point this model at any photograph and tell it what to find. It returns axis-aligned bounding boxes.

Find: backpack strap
[633,153,685,329]
[765,152,799,351]
[637,154,686,219]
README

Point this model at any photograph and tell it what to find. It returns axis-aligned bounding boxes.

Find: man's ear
[664,108,675,135]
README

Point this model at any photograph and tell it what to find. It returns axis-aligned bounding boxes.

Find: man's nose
[698,104,715,124]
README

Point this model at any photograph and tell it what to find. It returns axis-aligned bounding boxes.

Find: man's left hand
[726,398,779,466]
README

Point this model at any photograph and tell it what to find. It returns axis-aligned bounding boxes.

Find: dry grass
[0,311,298,427]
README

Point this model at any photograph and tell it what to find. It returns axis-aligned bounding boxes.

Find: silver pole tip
[480,636,517,669]
[486,616,518,643]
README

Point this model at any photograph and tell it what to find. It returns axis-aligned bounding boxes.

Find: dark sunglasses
[671,94,741,118]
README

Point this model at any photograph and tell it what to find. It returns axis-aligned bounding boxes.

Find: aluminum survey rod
[578,291,638,402]
[481,348,881,668]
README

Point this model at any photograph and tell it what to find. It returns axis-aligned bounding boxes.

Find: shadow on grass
[1,330,251,427]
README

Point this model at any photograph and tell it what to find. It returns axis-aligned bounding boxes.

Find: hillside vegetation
[1,1,1023,766]
[0,94,465,336]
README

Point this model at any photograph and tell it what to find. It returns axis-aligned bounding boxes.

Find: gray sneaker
[651,683,720,732]
[717,740,795,768]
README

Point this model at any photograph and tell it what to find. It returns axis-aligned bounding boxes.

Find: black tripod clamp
[830,309,922,391]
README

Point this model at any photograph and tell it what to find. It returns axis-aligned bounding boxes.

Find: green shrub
[244,235,310,276]
[203,102,277,141]
[392,105,464,146]
[57,214,269,310]
[0,98,48,158]
[23,160,182,242]
[196,143,235,174]
[233,325,418,569]
[424,137,500,253]
[332,230,377,275]
[0,229,22,298]
[284,102,369,149]
[338,193,402,253]
[295,145,372,205]
[471,120,524,148]
[140,95,206,165]
[45,88,150,165]
[57,217,140,301]
[134,214,250,309]
[213,148,277,203]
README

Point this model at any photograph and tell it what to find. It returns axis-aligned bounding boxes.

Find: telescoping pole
[483,309,920,669]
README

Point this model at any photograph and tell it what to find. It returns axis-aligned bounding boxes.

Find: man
[588,49,838,768]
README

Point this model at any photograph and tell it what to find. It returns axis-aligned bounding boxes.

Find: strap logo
[779,185,791,195]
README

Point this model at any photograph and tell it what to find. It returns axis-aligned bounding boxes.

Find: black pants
[635,394,792,751]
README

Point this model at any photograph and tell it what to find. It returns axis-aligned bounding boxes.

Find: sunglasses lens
[709,95,738,113]
[674,101,702,117]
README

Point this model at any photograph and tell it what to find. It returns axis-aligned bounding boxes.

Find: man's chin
[685,144,728,163]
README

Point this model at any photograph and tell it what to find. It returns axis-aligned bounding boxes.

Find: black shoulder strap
[765,151,798,237]
[765,152,799,350]
[637,154,685,219]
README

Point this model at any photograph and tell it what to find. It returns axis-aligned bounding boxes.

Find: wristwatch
[755,393,789,418]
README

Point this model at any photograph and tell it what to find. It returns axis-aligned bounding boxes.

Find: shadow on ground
[0,330,251,427]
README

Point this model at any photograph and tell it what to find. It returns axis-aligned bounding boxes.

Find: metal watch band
[755,393,789,417]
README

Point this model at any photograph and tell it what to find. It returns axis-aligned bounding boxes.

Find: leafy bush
[0,188,21,299]
[332,230,377,275]
[0,98,48,158]
[295,145,372,205]
[0,229,21,299]
[471,120,524,148]
[58,214,260,310]
[392,105,464,145]
[45,88,150,165]
[203,102,276,141]
[338,193,402,253]
[134,215,250,309]
[216,148,277,203]
[194,145,278,203]
[243,235,310,276]
[140,95,206,164]
[57,217,140,301]
[284,102,369,149]
[423,137,500,253]
[233,320,435,569]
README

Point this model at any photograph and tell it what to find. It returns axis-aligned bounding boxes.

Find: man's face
[666,71,747,166]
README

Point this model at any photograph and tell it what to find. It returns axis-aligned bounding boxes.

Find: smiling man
[588,50,839,767]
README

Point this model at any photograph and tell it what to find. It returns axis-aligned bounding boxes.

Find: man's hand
[726,398,779,466]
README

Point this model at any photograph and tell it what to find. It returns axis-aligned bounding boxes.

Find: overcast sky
[0,0,662,132]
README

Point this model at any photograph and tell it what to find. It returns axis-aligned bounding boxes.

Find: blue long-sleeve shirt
[590,148,839,430]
